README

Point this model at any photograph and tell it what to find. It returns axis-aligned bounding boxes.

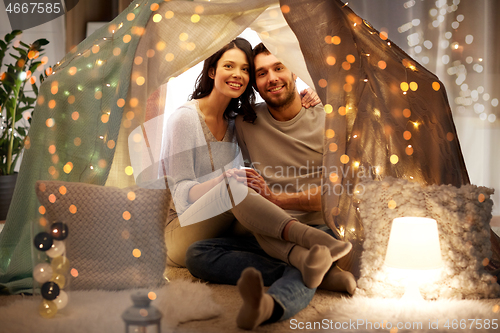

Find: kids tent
[0,0,488,294]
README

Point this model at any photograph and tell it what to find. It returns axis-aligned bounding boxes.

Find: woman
[164,38,351,289]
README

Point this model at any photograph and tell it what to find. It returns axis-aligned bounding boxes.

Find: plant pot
[0,173,18,221]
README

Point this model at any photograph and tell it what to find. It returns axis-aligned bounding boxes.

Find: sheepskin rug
[0,280,221,333]
[318,296,500,333]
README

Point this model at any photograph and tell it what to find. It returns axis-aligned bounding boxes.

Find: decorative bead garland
[33,221,70,318]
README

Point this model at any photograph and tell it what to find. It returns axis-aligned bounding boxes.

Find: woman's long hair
[191,38,256,123]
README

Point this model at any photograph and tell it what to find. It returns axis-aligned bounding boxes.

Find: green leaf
[29,61,42,71]
[24,97,36,104]
[5,33,14,43]
[2,80,14,90]
[4,30,22,43]
[32,39,49,48]
[18,106,33,112]
[12,47,27,56]
[17,127,27,136]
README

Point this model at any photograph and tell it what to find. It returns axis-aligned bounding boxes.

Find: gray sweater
[164,100,241,219]
[235,102,326,225]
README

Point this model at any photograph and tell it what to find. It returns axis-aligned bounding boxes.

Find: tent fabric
[0,0,491,294]
[281,0,470,274]
[0,0,273,294]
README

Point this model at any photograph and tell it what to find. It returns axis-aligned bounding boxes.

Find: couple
[164,38,355,329]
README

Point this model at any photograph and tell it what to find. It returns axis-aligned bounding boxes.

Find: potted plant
[0,30,50,220]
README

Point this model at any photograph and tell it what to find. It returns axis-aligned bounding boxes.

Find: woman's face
[211,47,250,100]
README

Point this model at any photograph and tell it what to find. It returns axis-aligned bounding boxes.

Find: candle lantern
[122,291,162,333]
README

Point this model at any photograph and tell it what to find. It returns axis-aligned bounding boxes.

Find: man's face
[254,52,297,109]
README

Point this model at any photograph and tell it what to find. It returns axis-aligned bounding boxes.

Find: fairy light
[396,2,497,122]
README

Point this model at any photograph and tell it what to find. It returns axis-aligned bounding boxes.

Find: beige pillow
[35,180,171,290]
[356,177,500,299]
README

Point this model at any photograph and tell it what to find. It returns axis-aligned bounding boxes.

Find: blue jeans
[185,225,336,322]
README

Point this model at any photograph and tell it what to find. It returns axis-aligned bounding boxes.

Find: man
[185,43,356,329]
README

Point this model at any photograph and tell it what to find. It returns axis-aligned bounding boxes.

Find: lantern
[122,291,162,333]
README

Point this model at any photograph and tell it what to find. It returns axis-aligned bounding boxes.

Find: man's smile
[268,85,284,94]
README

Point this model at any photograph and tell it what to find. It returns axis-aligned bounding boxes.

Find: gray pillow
[35,180,170,290]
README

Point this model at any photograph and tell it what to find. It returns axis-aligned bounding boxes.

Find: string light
[394,1,498,122]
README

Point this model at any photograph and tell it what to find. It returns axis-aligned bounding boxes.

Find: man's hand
[231,168,321,211]
[300,88,321,108]
[232,169,278,204]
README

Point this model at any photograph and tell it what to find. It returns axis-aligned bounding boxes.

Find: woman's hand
[232,169,278,204]
[188,168,242,203]
[300,88,321,108]
[213,167,247,186]
[214,167,241,184]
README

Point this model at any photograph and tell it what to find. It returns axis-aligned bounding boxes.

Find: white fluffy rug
[0,280,222,333]
[318,296,500,333]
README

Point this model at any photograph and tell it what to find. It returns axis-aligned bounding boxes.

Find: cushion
[355,177,500,299]
[35,180,171,290]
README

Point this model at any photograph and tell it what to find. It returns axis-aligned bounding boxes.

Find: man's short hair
[253,42,271,58]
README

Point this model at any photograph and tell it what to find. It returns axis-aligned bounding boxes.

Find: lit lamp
[384,217,443,302]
